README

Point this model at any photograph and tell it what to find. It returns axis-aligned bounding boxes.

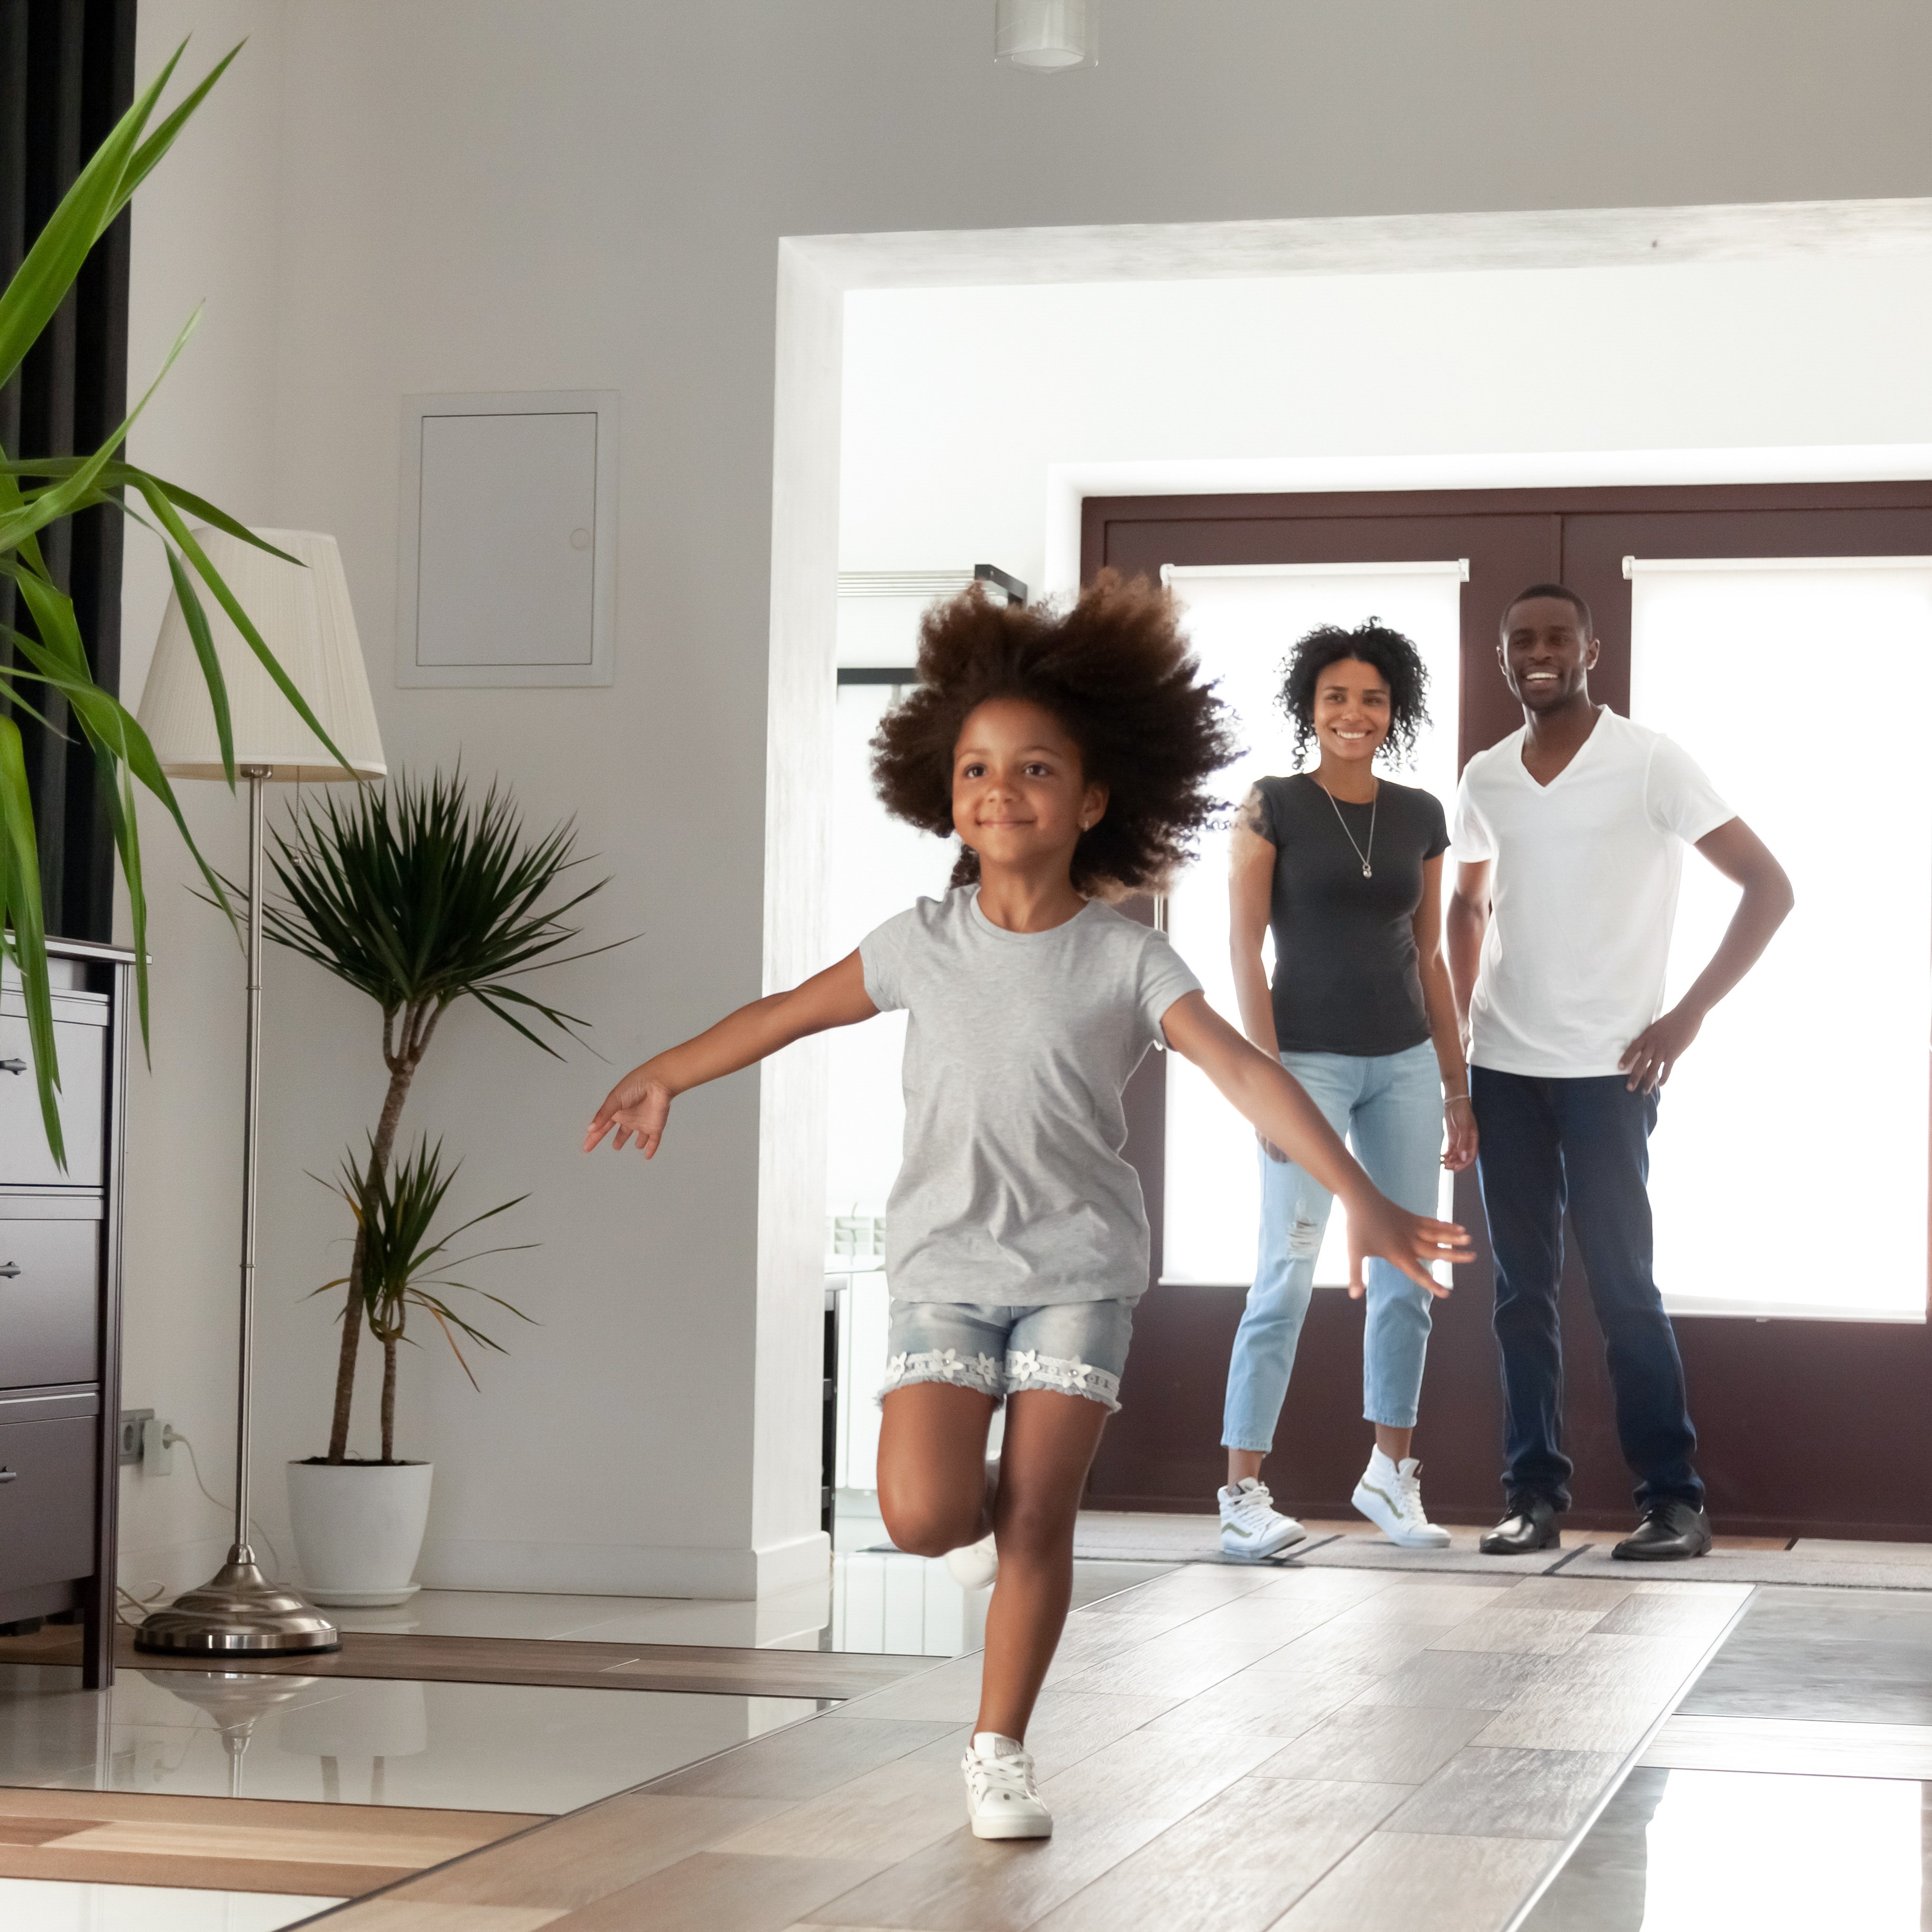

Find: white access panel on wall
[397,390,617,686]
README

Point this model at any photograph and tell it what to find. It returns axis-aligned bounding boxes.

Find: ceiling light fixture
[995,0,1097,73]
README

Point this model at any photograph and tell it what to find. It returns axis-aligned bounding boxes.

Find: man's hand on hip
[1619,1005,1704,1094]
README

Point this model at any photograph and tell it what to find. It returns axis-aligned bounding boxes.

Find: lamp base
[134,1554,339,1656]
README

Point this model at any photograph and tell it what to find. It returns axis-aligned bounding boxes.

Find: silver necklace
[1317,777,1378,878]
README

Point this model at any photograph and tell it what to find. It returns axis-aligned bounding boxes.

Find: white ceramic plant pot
[287,1460,433,1607]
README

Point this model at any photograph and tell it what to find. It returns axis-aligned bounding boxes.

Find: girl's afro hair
[870,571,1239,897]
[1279,618,1431,768]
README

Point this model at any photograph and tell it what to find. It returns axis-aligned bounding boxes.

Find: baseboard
[753,1528,835,1597]
[414,1528,833,1602]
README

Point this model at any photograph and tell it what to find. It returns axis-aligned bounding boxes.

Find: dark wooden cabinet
[0,940,132,1686]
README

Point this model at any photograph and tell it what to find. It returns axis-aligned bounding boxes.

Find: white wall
[110,1,1932,1599]
[117,0,292,1601]
[838,258,1932,594]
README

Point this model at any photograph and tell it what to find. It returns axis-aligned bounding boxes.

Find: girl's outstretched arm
[584,950,878,1159]
[1159,990,1471,1297]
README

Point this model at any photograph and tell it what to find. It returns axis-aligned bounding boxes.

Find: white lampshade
[138,528,386,782]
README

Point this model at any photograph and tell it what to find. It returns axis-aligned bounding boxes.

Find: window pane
[1629,561,1932,1321]
[1161,568,1463,1286]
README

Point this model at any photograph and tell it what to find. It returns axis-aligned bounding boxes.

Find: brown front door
[1086,482,1932,1540]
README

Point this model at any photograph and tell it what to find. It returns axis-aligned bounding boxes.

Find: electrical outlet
[140,1415,172,1478]
[117,1409,154,1466]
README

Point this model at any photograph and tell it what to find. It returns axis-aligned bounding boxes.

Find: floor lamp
[132,528,387,1656]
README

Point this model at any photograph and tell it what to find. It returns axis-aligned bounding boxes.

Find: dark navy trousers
[1471,1067,1702,1514]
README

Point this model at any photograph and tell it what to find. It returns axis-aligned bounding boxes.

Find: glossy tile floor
[0,1663,818,1813]
[1525,1583,1932,1929]
[0,1876,342,1931]
[1524,1767,1929,1929]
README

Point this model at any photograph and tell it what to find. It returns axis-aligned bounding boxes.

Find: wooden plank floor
[0,1625,925,1702]
[0,1787,540,1897]
[305,1564,1751,1932]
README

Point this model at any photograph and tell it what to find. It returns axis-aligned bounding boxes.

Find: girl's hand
[584,1068,673,1157]
[1345,1193,1470,1301]
[1443,1095,1478,1172]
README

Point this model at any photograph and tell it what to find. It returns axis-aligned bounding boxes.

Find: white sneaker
[963,1732,1052,1839]
[1218,1478,1307,1561]
[1352,1451,1451,1548]
[945,1531,998,1591]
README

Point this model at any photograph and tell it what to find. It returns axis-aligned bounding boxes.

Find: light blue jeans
[1222,1040,1443,1449]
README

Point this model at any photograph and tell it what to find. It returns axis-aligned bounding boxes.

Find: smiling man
[1446,584,1793,1561]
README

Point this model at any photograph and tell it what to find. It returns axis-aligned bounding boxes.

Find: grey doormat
[1071,1512,1932,1589]
[1068,1509,1316,1565]
[1294,1527,1580,1576]
[1070,1511,1564,1574]
[1559,1543,1932,1591]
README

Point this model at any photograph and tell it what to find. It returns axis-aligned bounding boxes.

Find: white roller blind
[1627,556,1932,1321]
[1159,564,1464,1287]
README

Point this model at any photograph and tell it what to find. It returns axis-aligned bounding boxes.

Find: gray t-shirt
[861,887,1203,1306]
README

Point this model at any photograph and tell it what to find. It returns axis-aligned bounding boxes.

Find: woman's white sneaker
[1218,1477,1307,1560]
[1351,1450,1451,1548]
[963,1733,1052,1839]
[944,1531,998,1591]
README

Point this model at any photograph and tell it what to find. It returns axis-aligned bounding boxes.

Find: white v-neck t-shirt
[1448,708,1734,1079]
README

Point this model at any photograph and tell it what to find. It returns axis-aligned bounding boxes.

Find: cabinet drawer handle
[0,1469,15,1484]
[0,1059,24,1075]
[0,1263,17,1278]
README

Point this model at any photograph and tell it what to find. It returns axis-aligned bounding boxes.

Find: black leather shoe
[1612,1501,1712,1561]
[1479,1496,1560,1555]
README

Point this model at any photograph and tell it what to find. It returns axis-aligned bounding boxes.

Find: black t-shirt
[1254,773,1450,1058]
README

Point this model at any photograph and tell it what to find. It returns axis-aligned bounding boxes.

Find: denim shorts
[879,1299,1135,1414]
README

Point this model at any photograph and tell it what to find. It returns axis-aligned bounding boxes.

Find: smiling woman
[1159,564,1466,1291]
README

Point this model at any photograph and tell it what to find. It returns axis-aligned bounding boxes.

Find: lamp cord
[116,1582,166,1628]
[165,1427,284,1574]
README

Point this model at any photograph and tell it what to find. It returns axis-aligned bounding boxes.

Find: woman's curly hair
[871,572,1238,897]
[1280,619,1431,769]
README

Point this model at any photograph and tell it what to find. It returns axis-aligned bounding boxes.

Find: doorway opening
[766,202,1932,1573]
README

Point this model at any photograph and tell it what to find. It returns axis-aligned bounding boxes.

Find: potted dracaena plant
[1,41,355,1155]
[294,1139,532,1605]
[255,768,623,1603]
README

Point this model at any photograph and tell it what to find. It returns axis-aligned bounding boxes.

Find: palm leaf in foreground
[0,39,349,1160]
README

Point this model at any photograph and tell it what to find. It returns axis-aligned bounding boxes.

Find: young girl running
[584,576,1468,1843]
